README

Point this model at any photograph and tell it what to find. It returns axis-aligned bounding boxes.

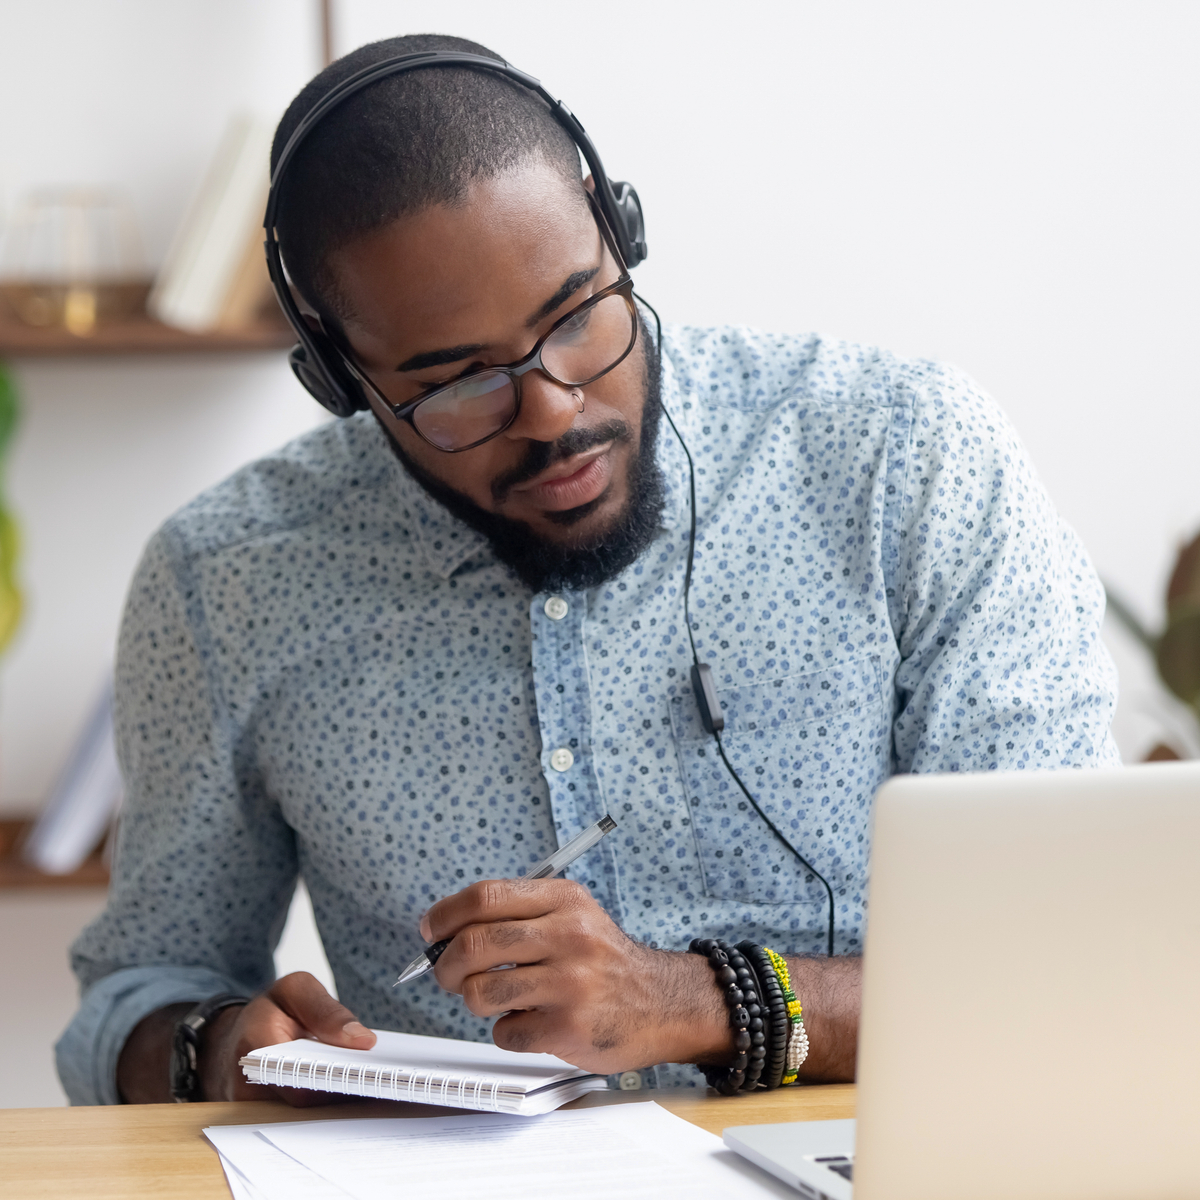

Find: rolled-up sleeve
[56,526,298,1104]
[55,965,250,1106]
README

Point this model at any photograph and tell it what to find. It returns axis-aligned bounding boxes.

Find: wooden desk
[0,1084,855,1199]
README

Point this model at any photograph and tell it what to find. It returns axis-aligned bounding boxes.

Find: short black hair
[271,34,585,324]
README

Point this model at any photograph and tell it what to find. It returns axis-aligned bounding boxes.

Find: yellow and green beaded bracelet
[764,946,807,1084]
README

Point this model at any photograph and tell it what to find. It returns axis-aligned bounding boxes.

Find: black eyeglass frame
[336,204,639,453]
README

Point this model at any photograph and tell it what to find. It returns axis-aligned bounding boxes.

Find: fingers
[266,971,376,1050]
[202,994,304,1103]
[423,876,593,944]
[432,911,567,995]
[456,963,557,1018]
[204,974,376,1104]
[491,1007,576,1060]
[489,977,659,1075]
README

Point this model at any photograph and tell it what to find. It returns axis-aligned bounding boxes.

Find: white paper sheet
[215,1152,262,1200]
[594,1102,796,1196]
[206,1125,354,1200]
[250,1102,793,1200]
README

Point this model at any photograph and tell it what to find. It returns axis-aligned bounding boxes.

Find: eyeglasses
[343,275,639,453]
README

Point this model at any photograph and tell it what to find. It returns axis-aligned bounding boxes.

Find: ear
[290,288,323,331]
[583,173,596,195]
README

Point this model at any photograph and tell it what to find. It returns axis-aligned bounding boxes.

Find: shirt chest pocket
[670,657,887,906]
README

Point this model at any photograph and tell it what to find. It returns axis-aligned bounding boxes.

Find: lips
[512,445,614,511]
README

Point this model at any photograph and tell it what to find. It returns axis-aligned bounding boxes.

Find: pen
[394,813,618,985]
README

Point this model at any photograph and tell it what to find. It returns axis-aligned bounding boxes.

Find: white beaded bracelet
[786,1017,810,1072]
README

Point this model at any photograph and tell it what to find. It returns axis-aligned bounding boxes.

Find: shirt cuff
[55,965,251,1105]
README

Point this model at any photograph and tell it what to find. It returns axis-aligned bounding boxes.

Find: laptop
[724,760,1200,1199]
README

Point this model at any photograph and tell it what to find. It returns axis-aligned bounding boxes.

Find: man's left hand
[422,877,731,1073]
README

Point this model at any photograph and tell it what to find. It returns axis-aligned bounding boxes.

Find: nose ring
[570,388,585,414]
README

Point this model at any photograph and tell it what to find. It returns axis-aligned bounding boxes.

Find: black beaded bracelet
[738,941,789,1091]
[689,938,767,1094]
[740,948,769,1091]
[742,943,788,1090]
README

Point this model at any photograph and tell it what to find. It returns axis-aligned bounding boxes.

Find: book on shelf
[240,1029,607,1115]
[21,682,123,875]
[148,113,276,333]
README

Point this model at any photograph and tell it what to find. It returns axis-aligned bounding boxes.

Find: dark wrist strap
[169,993,250,1103]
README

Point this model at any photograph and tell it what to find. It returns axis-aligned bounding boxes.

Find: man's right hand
[116,971,376,1104]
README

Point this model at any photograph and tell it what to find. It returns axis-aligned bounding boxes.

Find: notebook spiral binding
[250,1053,520,1112]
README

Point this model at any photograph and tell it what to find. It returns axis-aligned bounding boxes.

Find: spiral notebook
[239,1029,606,1115]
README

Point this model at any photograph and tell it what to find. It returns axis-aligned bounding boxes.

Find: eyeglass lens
[411,291,635,451]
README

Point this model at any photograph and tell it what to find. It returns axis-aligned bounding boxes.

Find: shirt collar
[655,342,690,535]
[375,341,691,579]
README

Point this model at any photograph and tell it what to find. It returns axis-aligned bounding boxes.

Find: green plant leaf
[1156,606,1200,705]
[0,361,22,657]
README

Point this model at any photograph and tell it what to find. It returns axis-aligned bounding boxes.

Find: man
[57,33,1118,1105]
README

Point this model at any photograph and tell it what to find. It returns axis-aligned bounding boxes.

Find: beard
[383,324,665,594]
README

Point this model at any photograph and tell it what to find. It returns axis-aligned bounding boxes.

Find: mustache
[490,419,632,504]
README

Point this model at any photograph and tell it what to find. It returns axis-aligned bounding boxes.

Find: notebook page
[241,1028,592,1092]
[259,1103,791,1200]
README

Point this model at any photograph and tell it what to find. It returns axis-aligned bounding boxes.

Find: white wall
[0,889,108,1106]
[0,358,329,807]
[0,0,321,268]
[0,2,329,812]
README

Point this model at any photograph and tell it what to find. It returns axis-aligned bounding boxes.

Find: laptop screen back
[854,761,1200,1200]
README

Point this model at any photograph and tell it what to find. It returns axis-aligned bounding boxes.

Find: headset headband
[264,49,647,419]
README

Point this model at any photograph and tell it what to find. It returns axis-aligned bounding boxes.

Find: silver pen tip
[395,955,431,986]
[598,814,617,833]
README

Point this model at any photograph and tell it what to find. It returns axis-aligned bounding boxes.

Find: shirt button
[549,748,574,772]
[544,596,569,620]
[618,1071,643,1091]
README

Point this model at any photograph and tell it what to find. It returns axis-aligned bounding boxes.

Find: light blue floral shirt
[57,324,1119,1104]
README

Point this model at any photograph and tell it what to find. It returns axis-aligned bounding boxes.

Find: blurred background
[0,0,1197,1105]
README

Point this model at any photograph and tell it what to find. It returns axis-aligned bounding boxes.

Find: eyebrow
[524,266,600,329]
[395,343,486,373]
[394,265,602,373]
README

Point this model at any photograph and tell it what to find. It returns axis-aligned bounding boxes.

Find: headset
[265,50,836,955]
[264,50,647,420]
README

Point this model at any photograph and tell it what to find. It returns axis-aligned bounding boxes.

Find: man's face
[329,162,653,555]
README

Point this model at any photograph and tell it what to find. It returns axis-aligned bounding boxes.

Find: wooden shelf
[0,819,109,889]
[0,312,294,357]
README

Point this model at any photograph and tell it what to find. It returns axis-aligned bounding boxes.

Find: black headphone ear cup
[288,335,368,418]
[609,181,647,267]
